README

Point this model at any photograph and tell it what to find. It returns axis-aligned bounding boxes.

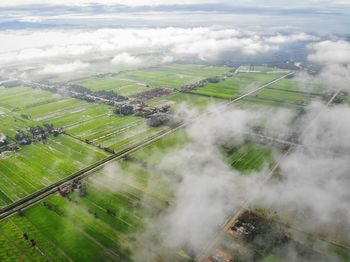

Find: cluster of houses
[58,179,85,197]
[14,124,63,145]
[134,88,172,100]
[115,100,173,127]
[205,212,259,262]
[229,222,255,238]
[67,84,176,127]
[204,221,255,262]
[4,78,178,131]
[206,250,233,262]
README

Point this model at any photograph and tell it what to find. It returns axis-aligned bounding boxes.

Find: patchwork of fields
[0,131,278,262]
[0,64,348,262]
[75,64,231,96]
[0,135,109,207]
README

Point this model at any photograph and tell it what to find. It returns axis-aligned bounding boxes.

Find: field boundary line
[0,71,294,221]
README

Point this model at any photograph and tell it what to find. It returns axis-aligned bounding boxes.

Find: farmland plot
[191,73,284,99]
[225,143,273,174]
[147,92,224,110]
[75,64,231,96]
[0,161,174,262]
[240,78,323,109]
[75,77,146,96]
[0,87,61,110]
[0,111,37,138]
[0,135,108,206]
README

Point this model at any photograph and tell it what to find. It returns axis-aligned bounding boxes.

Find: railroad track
[0,71,294,221]
[0,125,183,221]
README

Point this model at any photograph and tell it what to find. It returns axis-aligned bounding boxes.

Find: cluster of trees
[147,114,170,127]
[114,105,134,116]
[15,124,62,145]
[23,233,36,247]
[181,71,234,91]
[235,211,322,261]
[0,133,19,153]
[68,85,127,103]
[42,201,64,216]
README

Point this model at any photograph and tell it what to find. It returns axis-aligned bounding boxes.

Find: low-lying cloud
[0,27,319,78]
[39,60,89,74]
[111,52,143,66]
[157,102,350,253]
[93,100,350,258]
[308,40,350,92]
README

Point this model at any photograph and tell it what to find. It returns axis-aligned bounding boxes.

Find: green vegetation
[0,110,37,138]
[75,64,231,96]
[132,129,188,165]
[0,161,173,262]
[0,135,108,206]
[191,73,283,99]
[225,143,273,173]
[237,77,323,109]
[76,77,146,96]
[0,87,60,110]
[20,97,167,153]
[147,92,224,109]
[254,79,321,105]
[0,63,346,262]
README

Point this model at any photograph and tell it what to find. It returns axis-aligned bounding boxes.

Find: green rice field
[75,64,231,96]
[191,73,284,99]
[1,63,348,262]
[0,135,109,207]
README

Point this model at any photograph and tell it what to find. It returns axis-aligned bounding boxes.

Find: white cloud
[0,0,218,7]
[308,40,350,91]
[0,0,349,8]
[111,52,142,66]
[0,27,318,69]
[308,40,350,65]
[266,32,319,44]
[39,60,89,74]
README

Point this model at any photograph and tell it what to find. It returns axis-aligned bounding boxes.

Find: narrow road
[0,71,294,221]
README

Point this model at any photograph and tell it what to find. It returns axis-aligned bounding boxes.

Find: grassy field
[0,161,174,262]
[131,129,188,165]
[1,64,347,262]
[20,98,108,127]
[75,77,147,96]
[75,64,231,96]
[225,143,273,174]
[0,135,109,207]
[239,65,289,74]
[0,110,37,138]
[191,73,283,99]
[20,97,166,153]
[0,87,61,110]
[239,78,322,109]
[147,92,224,110]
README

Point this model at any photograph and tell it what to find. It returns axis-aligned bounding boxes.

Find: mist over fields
[0,1,350,261]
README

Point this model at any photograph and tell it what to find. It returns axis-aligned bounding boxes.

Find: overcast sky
[0,0,349,8]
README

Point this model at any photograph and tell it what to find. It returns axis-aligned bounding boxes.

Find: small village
[14,124,63,145]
